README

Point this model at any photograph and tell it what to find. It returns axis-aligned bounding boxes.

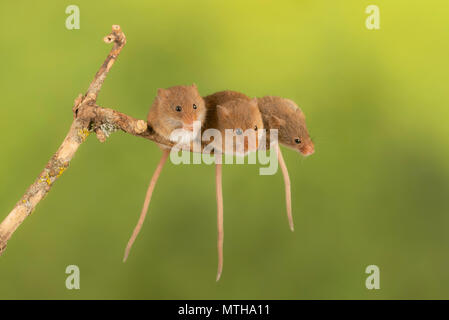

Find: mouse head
[216,98,264,153]
[267,102,314,156]
[152,84,206,132]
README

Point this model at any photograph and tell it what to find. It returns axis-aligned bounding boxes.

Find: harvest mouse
[204,90,253,155]
[205,90,314,232]
[203,97,264,281]
[257,96,314,156]
[257,95,314,231]
[124,84,207,262]
[205,91,314,155]
[148,84,206,145]
[205,97,263,154]
[205,91,314,154]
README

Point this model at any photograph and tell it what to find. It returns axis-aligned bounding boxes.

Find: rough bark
[0,25,174,256]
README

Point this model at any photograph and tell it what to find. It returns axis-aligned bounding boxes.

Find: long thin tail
[215,161,224,281]
[277,145,294,231]
[123,149,170,262]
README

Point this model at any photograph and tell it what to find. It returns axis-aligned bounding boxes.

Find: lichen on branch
[0,25,173,256]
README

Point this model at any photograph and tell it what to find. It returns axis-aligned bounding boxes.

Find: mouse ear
[295,107,305,118]
[250,97,258,105]
[269,115,286,129]
[191,83,198,90]
[157,88,167,98]
[216,105,230,118]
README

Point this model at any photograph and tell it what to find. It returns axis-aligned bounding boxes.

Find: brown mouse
[124,84,207,262]
[203,97,264,281]
[204,90,250,111]
[205,97,263,154]
[257,95,314,231]
[205,91,314,155]
[148,84,206,143]
[257,96,314,156]
[124,87,314,282]
[205,90,314,232]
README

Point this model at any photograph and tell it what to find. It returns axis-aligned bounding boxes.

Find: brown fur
[147,84,206,139]
[203,90,314,156]
[257,96,314,156]
[202,94,263,282]
[216,98,262,134]
[205,98,264,153]
[126,85,207,262]
[203,90,251,132]
[204,90,250,109]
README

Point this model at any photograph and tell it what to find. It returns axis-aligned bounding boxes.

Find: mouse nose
[300,144,314,156]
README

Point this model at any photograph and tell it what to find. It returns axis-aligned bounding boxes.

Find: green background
[1,0,449,299]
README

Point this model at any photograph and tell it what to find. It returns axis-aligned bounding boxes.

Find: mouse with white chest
[124,84,207,262]
[147,84,206,146]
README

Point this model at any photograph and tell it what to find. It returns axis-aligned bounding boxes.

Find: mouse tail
[277,145,294,232]
[215,160,224,281]
[123,149,170,262]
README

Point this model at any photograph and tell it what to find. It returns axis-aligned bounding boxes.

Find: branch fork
[0,25,170,256]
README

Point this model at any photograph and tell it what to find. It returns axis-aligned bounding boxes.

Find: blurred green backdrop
[1,0,449,299]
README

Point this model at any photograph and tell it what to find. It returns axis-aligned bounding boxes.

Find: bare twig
[0,25,173,256]
[87,24,126,99]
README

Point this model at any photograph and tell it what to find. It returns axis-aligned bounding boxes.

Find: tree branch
[0,25,173,256]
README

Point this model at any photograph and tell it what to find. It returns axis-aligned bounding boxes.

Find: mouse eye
[193,104,197,110]
[254,125,258,131]
[294,138,301,144]
[175,106,182,112]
